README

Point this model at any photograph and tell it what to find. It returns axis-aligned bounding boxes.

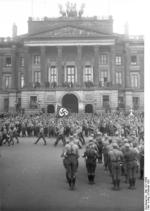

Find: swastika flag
[56,106,70,118]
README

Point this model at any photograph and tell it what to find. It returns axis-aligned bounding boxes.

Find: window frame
[33,55,40,65]
[84,65,93,82]
[115,56,122,65]
[20,73,24,88]
[116,72,122,85]
[34,71,41,83]
[100,71,108,86]
[131,73,139,88]
[131,55,137,65]
[4,75,11,89]
[5,55,12,67]
[99,54,108,65]
[48,66,57,83]
[103,95,110,108]
[66,65,75,83]
[20,56,24,67]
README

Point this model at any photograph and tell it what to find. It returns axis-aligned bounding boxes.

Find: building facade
[0,16,144,113]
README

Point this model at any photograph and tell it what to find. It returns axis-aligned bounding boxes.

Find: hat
[124,143,130,148]
[112,143,119,149]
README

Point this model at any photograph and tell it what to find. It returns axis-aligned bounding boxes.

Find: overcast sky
[0,0,148,37]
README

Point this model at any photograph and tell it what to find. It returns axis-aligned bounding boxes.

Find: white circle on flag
[59,108,68,117]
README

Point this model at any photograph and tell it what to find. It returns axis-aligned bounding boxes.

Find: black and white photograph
[0,0,147,210]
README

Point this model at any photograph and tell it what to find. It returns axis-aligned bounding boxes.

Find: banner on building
[56,105,70,118]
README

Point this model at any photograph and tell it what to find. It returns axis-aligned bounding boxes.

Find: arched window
[85,104,93,113]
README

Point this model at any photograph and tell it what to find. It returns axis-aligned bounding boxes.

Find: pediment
[28,25,112,39]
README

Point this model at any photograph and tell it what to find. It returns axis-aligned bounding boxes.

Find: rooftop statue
[58,2,85,18]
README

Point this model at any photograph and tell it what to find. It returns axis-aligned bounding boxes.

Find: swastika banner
[56,106,70,118]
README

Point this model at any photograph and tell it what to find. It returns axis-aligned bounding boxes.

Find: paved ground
[0,138,144,211]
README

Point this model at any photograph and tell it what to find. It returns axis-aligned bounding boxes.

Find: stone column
[11,45,17,90]
[57,46,62,86]
[0,53,3,90]
[124,43,130,88]
[40,46,46,87]
[94,46,99,86]
[110,45,115,85]
[77,46,82,86]
[24,46,30,88]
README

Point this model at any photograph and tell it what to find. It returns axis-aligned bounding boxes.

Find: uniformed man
[13,126,19,144]
[34,125,47,145]
[83,139,99,184]
[108,143,124,190]
[123,143,138,189]
[61,136,79,189]
[139,144,144,180]
[54,125,65,146]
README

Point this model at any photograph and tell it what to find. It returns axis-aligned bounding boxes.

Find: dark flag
[56,106,70,118]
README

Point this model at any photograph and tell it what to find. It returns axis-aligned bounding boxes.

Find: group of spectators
[0,111,144,190]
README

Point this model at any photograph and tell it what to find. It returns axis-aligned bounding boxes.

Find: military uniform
[108,143,124,190]
[34,126,47,145]
[61,140,79,188]
[83,141,98,184]
[124,144,138,189]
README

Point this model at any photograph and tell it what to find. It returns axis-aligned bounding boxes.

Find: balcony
[22,80,124,91]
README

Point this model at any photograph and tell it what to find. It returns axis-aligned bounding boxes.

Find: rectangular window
[34,71,41,83]
[33,55,40,65]
[5,56,12,67]
[115,56,122,65]
[116,72,122,84]
[100,71,108,86]
[131,73,138,88]
[133,97,139,110]
[4,75,11,89]
[84,65,93,82]
[20,74,24,88]
[66,66,75,83]
[103,95,109,108]
[4,98,9,112]
[20,56,24,67]
[100,55,108,65]
[131,55,137,65]
[30,96,38,109]
[118,96,124,108]
[48,66,57,82]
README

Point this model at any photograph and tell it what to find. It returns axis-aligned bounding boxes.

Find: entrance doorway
[62,94,78,113]
[85,104,93,113]
[47,104,55,113]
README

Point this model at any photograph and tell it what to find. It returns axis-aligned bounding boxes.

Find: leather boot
[128,179,132,189]
[113,180,116,190]
[88,175,91,183]
[132,178,136,189]
[117,179,120,190]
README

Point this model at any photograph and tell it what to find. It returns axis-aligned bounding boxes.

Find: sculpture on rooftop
[58,2,85,18]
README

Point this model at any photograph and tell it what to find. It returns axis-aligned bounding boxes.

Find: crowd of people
[0,111,144,190]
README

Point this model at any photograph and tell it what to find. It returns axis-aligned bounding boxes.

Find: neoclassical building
[0,15,144,113]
